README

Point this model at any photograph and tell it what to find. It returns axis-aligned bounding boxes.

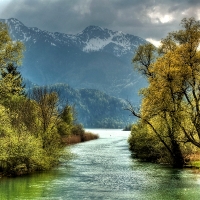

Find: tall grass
[61,131,99,145]
[83,131,99,142]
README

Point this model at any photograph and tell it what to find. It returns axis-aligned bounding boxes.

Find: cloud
[0,0,199,41]
[73,0,92,15]
[146,38,161,47]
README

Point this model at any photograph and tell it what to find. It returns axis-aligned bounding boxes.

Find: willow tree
[128,18,200,168]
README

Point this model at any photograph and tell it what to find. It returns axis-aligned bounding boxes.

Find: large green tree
[128,17,200,168]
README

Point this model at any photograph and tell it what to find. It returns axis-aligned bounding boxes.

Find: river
[0,129,200,200]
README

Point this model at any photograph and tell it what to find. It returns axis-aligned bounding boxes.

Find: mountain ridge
[1,18,147,102]
[2,18,146,57]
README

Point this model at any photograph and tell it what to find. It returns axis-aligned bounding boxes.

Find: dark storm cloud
[0,0,199,43]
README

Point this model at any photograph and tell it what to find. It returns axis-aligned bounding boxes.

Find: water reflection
[0,171,58,199]
[0,129,200,199]
[130,159,200,199]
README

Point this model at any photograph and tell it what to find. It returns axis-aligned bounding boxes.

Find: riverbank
[61,131,99,145]
[0,130,99,178]
[2,129,199,199]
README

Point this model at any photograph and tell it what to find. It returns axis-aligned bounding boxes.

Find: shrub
[128,122,168,163]
[82,132,99,142]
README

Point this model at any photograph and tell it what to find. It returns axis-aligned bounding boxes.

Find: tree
[0,23,75,176]
[171,18,200,148]
[0,22,24,69]
[128,17,200,168]
[31,87,59,134]
[57,105,75,136]
[0,63,25,96]
[0,22,24,105]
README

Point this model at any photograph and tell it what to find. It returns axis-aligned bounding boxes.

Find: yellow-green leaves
[0,23,78,176]
[137,18,200,134]
[129,18,200,167]
[132,43,156,78]
[0,22,24,69]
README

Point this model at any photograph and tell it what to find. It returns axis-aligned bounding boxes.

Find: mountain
[28,83,134,128]
[1,18,147,102]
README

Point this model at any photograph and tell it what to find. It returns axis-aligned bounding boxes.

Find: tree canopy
[128,17,200,168]
[0,22,24,68]
[0,22,79,176]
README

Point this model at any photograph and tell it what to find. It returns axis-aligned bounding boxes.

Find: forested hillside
[30,83,134,128]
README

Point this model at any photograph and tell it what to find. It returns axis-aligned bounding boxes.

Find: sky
[0,0,200,47]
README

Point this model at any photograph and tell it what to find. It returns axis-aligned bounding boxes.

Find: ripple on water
[1,129,200,200]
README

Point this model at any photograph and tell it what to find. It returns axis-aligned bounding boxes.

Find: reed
[62,132,99,145]
[82,132,99,142]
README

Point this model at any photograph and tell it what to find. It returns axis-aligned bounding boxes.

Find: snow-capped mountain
[75,25,146,57]
[1,18,147,101]
[3,18,146,57]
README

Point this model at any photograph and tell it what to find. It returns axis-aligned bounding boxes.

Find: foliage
[0,90,69,175]
[0,131,45,175]
[57,105,74,136]
[0,63,25,96]
[128,17,200,168]
[71,124,85,140]
[0,22,24,68]
[30,87,60,134]
[0,22,77,176]
[128,121,167,162]
[0,23,24,103]
[0,84,97,176]
[128,120,195,165]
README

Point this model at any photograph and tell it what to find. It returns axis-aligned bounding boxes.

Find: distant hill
[28,83,135,128]
[1,18,147,102]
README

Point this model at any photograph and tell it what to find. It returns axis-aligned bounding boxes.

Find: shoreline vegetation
[0,22,99,177]
[61,131,99,145]
[61,123,99,145]
[0,130,99,178]
[128,124,200,169]
[127,18,200,169]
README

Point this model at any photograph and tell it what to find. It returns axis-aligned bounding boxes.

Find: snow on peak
[1,18,147,57]
[82,28,133,56]
[83,36,113,52]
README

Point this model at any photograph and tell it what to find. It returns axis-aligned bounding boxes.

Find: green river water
[0,129,200,200]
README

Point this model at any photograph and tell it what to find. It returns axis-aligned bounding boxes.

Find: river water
[1,129,200,200]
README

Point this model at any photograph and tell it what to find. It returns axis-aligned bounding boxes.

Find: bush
[82,132,99,142]
[0,132,46,176]
[62,135,82,145]
[0,93,68,176]
[128,121,168,163]
[62,123,99,144]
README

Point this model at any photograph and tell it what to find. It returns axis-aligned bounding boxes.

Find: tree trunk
[171,140,184,168]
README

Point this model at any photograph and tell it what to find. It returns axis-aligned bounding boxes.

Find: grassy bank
[61,131,99,145]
